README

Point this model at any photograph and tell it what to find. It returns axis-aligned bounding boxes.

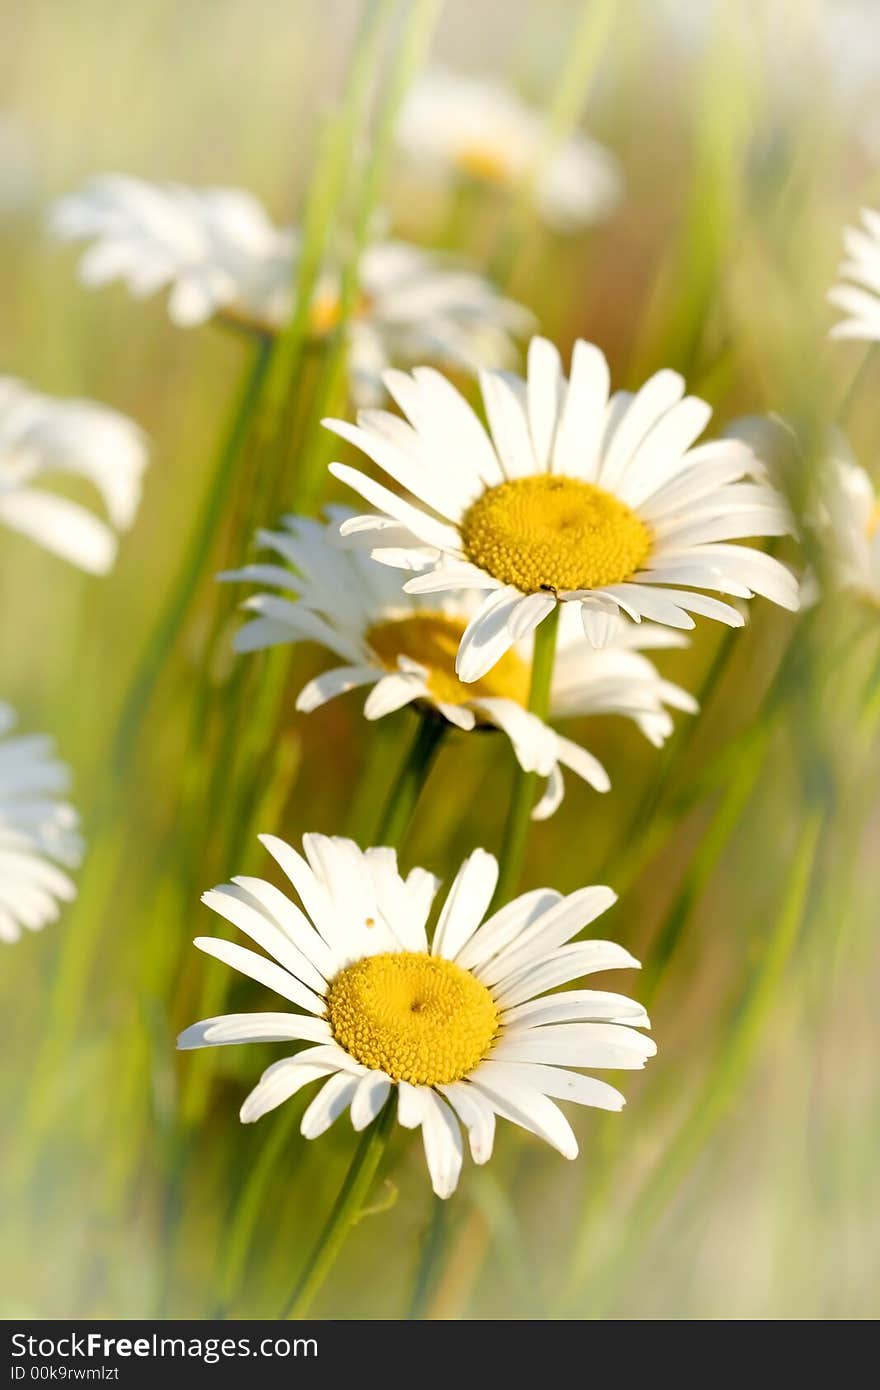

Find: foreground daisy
[828,207,880,340]
[222,510,696,818]
[0,703,82,944]
[397,69,622,232]
[51,176,531,404]
[178,835,652,1197]
[0,378,147,574]
[326,338,799,678]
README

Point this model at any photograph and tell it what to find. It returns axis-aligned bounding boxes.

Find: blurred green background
[1,0,878,1319]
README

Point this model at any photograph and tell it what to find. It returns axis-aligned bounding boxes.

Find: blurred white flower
[0,703,82,945]
[51,176,532,404]
[396,69,622,232]
[818,436,880,604]
[179,833,653,1197]
[326,337,800,680]
[51,176,294,329]
[223,508,695,819]
[0,379,148,574]
[828,207,880,341]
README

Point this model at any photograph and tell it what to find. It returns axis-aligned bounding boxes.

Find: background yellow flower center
[460,474,652,593]
[327,951,499,1086]
[366,612,530,706]
[454,141,511,184]
[867,502,880,539]
[309,288,371,336]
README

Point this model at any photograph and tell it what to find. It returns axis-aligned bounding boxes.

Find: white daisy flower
[0,703,83,945]
[50,176,531,405]
[397,69,622,233]
[222,509,696,820]
[178,834,653,1198]
[828,207,880,341]
[325,337,800,681]
[0,378,148,574]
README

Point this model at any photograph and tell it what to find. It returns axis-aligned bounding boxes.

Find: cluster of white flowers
[6,60,874,1208]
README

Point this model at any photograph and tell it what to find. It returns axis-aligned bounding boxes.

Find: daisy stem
[111,335,272,776]
[375,713,447,847]
[490,0,618,286]
[494,604,560,903]
[294,0,444,514]
[283,1098,396,1318]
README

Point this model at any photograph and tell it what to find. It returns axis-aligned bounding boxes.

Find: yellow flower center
[327,951,499,1085]
[867,502,880,540]
[309,288,371,336]
[366,611,530,706]
[460,475,652,594]
[454,141,512,185]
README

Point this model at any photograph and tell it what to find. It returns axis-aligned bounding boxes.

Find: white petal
[552,340,610,480]
[493,940,641,1009]
[0,490,117,574]
[301,1072,360,1138]
[480,369,536,480]
[502,990,650,1029]
[476,1060,625,1112]
[507,591,556,641]
[240,1056,340,1124]
[349,1072,392,1131]
[177,1012,330,1049]
[431,848,499,961]
[469,1061,578,1158]
[363,671,425,720]
[201,884,327,997]
[480,886,617,987]
[438,1081,496,1163]
[296,665,380,714]
[420,1090,464,1198]
[458,888,562,974]
[577,595,625,647]
[456,586,525,682]
[532,763,565,821]
[328,462,462,554]
[527,337,564,471]
[193,935,326,1014]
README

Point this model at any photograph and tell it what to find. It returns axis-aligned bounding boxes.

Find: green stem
[112,337,272,776]
[494,605,560,904]
[376,713,447,847]
[490,0,618,286]
[257,0,395,452]
[283,1099,396,1319]
[407,1196,449,1320]
[294,0,443,514]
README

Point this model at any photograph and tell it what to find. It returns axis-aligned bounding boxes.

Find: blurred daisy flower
[326,337,799,680]
[178,834,652,1197]
[0,378,148,574]
[222,510,696,819]
[0,704,82,945]
[50,176,531,405]
[828,207,880,340]
[818,438,880,604]
[396,69,622,233]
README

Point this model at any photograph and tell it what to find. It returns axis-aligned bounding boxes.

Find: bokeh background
[1,0,878,1320]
